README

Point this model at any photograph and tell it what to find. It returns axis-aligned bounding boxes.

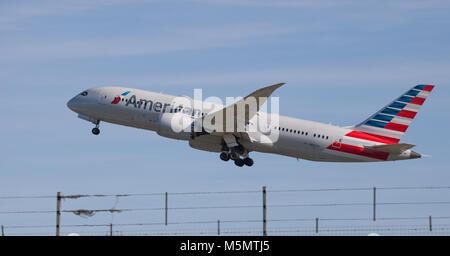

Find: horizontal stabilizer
[365,143,415,153]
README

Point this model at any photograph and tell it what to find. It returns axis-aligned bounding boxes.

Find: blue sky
[1,0,450,235]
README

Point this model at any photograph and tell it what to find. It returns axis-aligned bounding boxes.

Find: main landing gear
[219,145,254,167]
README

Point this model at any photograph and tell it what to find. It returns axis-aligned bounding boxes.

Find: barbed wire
[3,215,450,230]
[2,185,450,236]
[2,200,450,215]
[1,185,450,200]
[8,225,450,236]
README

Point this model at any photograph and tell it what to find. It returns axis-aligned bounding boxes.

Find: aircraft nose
[67,97,79,112]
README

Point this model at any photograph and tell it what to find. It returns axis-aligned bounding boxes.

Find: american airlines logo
[111,91,131,104]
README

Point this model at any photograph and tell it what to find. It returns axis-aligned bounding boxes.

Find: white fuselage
[67,87,418,163]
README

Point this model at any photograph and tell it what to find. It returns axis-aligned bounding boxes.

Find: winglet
[244,82,285,101]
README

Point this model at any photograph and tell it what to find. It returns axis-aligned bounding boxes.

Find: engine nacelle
[157,113,193,140]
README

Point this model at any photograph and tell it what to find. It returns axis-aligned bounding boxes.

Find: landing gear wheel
[220,152,230,161]
[92,127,100,135]
[234,158,244,167]
[243,158,254,167]
[229,152,239,160]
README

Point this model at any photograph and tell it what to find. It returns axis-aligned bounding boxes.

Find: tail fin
[350,85,435,144]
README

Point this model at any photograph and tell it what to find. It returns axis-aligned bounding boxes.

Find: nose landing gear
[91,123,100,135]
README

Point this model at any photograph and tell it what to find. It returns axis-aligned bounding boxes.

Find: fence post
[373,187,376,221]
[315,218,319,234]
[429,216,432,232]
[263,186,267,236]
[165,192,168,226]
[56,192,61,236]
[217,220,220,236]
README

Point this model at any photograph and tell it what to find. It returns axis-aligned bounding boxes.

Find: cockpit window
[80,91,88,96]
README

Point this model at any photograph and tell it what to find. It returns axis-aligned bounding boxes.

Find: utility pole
[110,223,113,236]
[263,186,267,236]
[56,192,61,236]
[165,192,168,226]
[373,187,376,221]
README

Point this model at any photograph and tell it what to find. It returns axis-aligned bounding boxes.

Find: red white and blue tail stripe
[349,85,435,144]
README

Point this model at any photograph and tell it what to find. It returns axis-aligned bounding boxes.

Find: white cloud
[0,0,157,30]
[187,0,351,8]
[188,0,450,9]
[0,23,295,60]
[95,61,449,89]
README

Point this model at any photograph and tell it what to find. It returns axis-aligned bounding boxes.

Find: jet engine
[157,113,193,140]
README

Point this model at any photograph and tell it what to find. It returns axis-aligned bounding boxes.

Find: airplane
[67,84,434,167]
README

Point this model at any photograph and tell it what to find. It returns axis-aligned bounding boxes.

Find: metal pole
[165,192,168,226]
[1,225,4,236]
[56,192,61,236]
[373,187,376,221]
[217,220,220,236]
[429,216,432,232]
[263,186,267,236]
[110,223,113,236]
[316,218,319,234]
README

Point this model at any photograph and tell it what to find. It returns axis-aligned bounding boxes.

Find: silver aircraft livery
[67,84,434,167]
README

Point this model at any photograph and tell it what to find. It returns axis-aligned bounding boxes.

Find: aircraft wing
[201,83,284,138]
[365,143,416,153]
